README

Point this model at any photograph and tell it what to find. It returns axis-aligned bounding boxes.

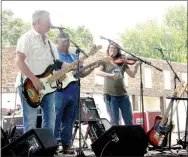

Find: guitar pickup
[42,85,45,90]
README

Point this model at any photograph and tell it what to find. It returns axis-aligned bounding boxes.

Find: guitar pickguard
[154,121,173,135]
[147,120,174,148]
[24,73,57,108]
[61,71,77,89]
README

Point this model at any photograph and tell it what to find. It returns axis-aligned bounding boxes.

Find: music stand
[167,96,188,149]
[157,48,188,150]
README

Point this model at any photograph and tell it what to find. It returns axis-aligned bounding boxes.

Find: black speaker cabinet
[2,128,58,157]
[91,125,148,156]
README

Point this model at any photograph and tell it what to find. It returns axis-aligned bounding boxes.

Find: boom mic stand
[69,38,88,157]
[119,48,162,132]
[157,48,188,149]
[106,39,162,131]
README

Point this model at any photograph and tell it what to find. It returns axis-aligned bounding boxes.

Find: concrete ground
[54,131,187,157]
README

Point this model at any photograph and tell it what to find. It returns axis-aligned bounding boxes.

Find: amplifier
[2,114,42,136]
[79,97,100,122]
[133,110,161,132]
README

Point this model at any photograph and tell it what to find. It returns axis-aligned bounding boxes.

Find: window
[164,70,171,90]
[182,72,187,83]
[144,68,152,88]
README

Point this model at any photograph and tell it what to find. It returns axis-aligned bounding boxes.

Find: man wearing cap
[54,32,97,154]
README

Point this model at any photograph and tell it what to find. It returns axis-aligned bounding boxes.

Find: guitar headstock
[88,44,102,56]
[174,81,188,96]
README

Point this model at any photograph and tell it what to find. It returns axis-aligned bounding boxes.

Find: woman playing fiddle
[95,43,141,125]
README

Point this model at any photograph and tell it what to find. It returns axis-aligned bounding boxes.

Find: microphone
[100,36,112,43]
[100,36,119,47]
[51,26,66,30]
[153,46,162,50]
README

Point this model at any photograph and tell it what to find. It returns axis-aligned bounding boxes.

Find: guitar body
[147,82,187,148]
[23,64,57,108]
[61,71,77,89]
[147,116,173,148]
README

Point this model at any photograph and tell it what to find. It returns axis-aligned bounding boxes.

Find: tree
[163,5,187,63]
[48,25,94,51]
[2,9,31,48]
[120,5,187,63]
[74,25,94,50]
[2,9,94,51]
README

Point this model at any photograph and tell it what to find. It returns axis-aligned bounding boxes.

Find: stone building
[2,47,187,131]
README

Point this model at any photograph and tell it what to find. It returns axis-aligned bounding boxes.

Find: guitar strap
[48,40,56,64]
[48,40,62,89]
[48,40,64,69]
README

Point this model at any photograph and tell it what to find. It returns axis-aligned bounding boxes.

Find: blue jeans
[18,86,55,135]
[54,93,79,146]
[104,94,133,125]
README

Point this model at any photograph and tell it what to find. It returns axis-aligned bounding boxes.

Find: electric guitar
[147,82,187,148]
[57,56,115,89]
[57,61,99,89]
[23,45,102,108]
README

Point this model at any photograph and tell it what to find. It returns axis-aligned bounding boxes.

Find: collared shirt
[55,48,78,96]
[15,29,59,87]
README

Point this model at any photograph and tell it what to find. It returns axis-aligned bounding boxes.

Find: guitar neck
[48,63,77,84]
[160,82,188,125]
[47,45,102,85]
[160,99,175,125]
[48,51,91,84]
[73,61,98,76]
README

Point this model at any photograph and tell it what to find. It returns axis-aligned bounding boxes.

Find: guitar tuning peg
[90,44,96,48]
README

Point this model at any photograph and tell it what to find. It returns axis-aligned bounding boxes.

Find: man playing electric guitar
[54,32,100,154]
[15,10,70,135]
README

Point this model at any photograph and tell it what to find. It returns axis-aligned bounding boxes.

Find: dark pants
[54,94,79,146]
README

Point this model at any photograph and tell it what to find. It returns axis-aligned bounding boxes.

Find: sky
[2,1,187,48]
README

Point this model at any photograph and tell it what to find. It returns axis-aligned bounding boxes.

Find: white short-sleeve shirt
[15,29,59,87]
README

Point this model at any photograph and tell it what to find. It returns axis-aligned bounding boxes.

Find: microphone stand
[69,39,87,157]
[157,48,188,149]
[109,40,162,132]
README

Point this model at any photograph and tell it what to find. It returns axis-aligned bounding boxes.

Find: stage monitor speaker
[1,128,58,157]
[79,97,100,122]
[91,125,148,157]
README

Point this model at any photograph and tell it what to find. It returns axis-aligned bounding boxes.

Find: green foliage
[47,29,59,44]
[120,5,187,63]
[2,9,31,48]
[2,9,94,51]
[74,25,94,50]
[48,25,94,51]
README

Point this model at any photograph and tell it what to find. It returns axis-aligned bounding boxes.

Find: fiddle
[113,57,138,65]
[102,56,138,65]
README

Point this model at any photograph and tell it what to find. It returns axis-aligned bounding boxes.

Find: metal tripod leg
[72,122,79,143]
[72,122,89,149]
[167,99,181,150]
[82,123,98,148]
[183,99,188,149]
[168,100,174,149]
[82,126,90,148]
[176,105,181,142]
